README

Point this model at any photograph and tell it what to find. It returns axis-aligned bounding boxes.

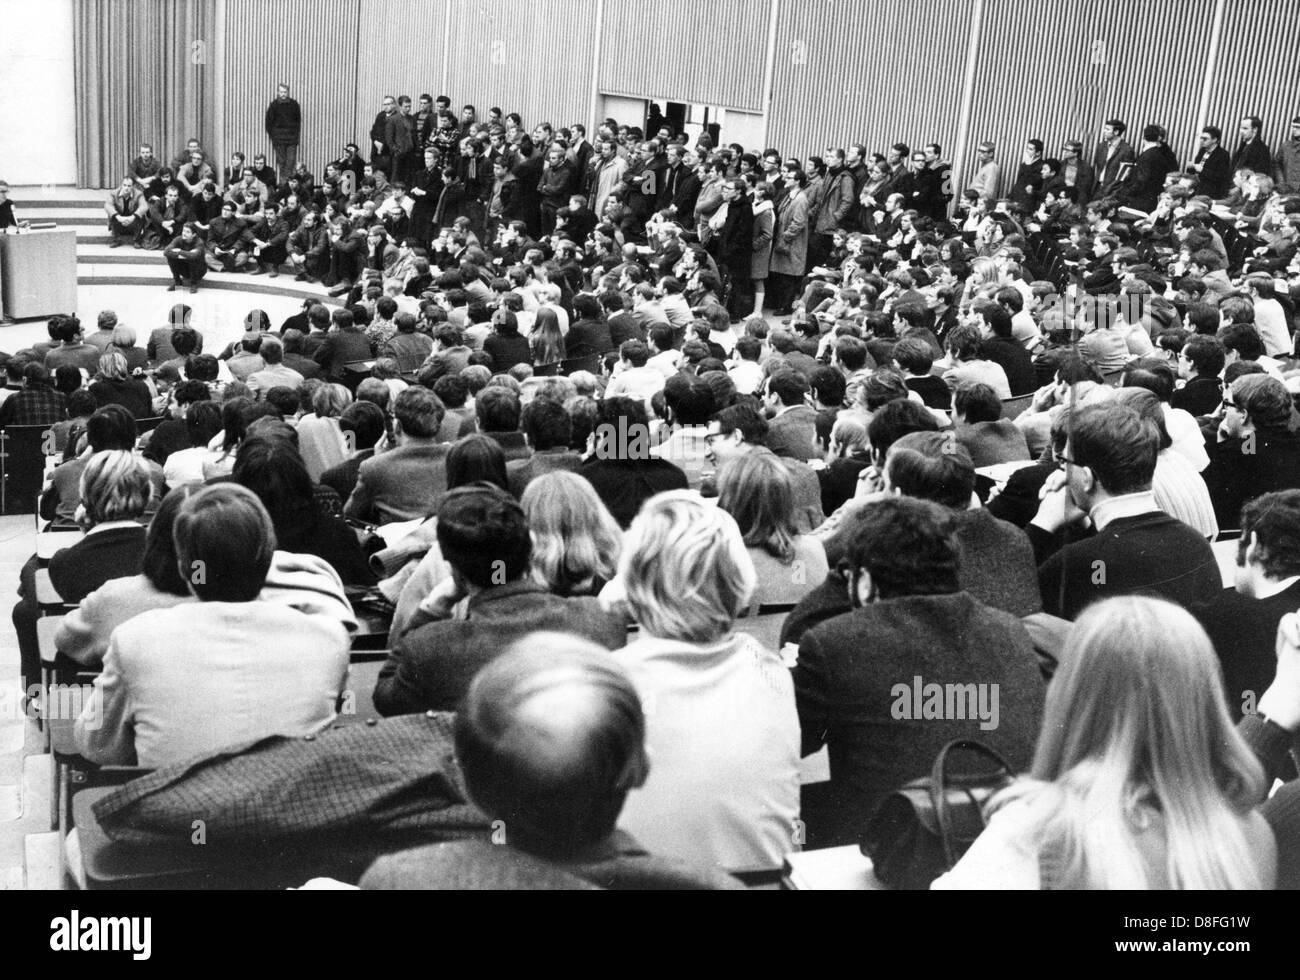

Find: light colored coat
[770,186,810,276]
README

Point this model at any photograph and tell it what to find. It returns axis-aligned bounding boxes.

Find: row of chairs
[0,416,167,515]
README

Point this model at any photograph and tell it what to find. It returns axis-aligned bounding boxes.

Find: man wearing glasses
[1028,402,1220,620]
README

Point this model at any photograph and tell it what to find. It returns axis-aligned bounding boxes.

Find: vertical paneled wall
[74,0,216,188]
[445,0,597,130]
[599,0,769,111]
[766,0,971,157]
[351,0,449,149]
[82,1,1300,192]
[1204,0,1300,156]
[963,0,1216,194]
[222,0,362,174]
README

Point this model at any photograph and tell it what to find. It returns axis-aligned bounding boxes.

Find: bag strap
[928,739,1016,868]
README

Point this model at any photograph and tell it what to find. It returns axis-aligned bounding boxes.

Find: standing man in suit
[1188,125,1233,199]
[370,94,398,179]
[966,141,1001,204]
[1090,118,1135,200]
[386,96,418,186]
[1230,115,1272,176]
[265,83,302,181]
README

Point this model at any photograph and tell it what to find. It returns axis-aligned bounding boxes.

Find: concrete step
[24,832,61,890]
[18,206,104,223]
[73,264,341,304]
[8,186,110,203]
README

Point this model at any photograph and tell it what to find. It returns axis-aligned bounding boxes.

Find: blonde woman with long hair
[934,595,1276,889]
[521,471,621,597]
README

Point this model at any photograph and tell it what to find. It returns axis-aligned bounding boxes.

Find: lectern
[0,229,78,319]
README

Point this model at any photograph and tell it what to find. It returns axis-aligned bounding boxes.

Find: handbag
[860,739,1017,890]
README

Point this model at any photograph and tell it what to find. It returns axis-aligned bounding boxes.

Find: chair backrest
[559,353,602,376]
[0,424,54,514]
[135,416,166,435]
[1000,394,1033,420]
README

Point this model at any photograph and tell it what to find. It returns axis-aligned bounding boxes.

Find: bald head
[454,634,647,857]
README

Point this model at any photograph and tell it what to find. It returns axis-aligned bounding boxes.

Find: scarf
[708,200,730,232]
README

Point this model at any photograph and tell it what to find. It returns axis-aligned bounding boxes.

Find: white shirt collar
[1090,490,1159,531]
[87,519,142,537]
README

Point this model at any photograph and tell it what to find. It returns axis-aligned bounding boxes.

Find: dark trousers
[768,272,802,312]
[107,216,143,244]
[12,555,40,694]
[256,243,288,269]
[165,252,206,284]
[273,143,298,181]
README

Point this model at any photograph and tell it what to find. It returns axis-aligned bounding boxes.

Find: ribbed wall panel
[598,0,768,112]
[1204,0,1300,160]
[222,0,362,175]
[444,0,597,130]
[963,0,1215,194]
[352,0,449,147]
[766,0,970,158]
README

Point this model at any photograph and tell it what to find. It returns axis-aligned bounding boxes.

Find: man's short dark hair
[1185,302,1219,335]
[862,369,910,410]
[431,373,469,408]
[954,382,1001,423]
[663,374,715,425]
[867,398,940,460]
[886,431,977,511]
[1069,403,1159,495]
[86,404,138,452]
[1219,323,1265,362]
[837,496,961,600]
[810,366,846,407]
[475,385,521,432]
[981,305,1014,339]
[520,398,572,451]
[1122,360,1177,402]
[767,369,810,408]
[436,483,531,589]
[711,403,768,445]
[1239,490,1300,579]
[1183,334,1225,377]
[1234,374,1292,431]
[394,386,446,438]
[893,336,935,374]
[171,327,199,357]
[339,400,387,451]
[620,339,650,367]
[173,483,275,602]
[835,336,869,372]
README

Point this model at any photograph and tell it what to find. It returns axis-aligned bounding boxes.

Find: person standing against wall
[265,83,302,182]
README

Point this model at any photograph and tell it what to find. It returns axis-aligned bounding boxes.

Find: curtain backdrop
[75,0,216,188]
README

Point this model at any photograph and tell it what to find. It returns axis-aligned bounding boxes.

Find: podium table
[0,229,77,319]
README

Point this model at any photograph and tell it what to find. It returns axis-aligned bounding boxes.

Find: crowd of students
[5,96,1300,889]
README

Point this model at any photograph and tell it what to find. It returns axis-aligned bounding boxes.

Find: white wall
[0,0,77,186]
[717,109,766,153]
[599,95,647,130]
